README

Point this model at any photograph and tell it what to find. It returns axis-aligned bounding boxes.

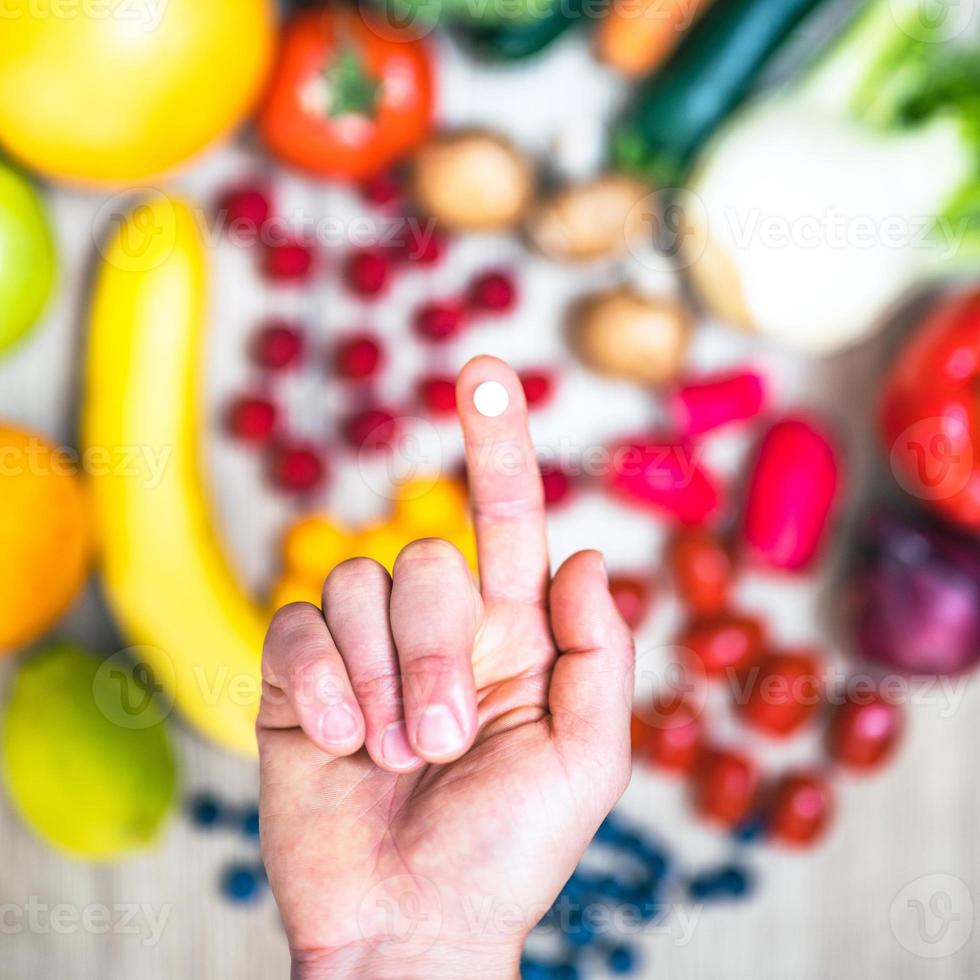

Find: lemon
[2,643,177,860]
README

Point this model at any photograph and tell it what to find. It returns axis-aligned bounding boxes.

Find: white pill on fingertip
[473,380,509,418]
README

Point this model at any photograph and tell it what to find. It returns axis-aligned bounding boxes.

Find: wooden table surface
[1,25,978,980]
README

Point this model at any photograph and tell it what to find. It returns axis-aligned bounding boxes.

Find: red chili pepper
[669,368,766,438]
[881,289,980,531]
[606,439,722,526]
[743,416,841,571]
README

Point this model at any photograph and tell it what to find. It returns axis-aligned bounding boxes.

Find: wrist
[291,940,523,980]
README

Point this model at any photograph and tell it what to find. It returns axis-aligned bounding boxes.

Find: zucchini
[456,0,585,61]
[612,0,833,186]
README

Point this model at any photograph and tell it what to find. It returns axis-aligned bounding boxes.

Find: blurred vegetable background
[0,0,978,977]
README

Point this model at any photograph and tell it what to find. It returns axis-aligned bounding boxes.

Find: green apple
[0,160,56,357]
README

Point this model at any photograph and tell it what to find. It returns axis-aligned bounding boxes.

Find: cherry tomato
[631,696,703,774]
[609,575,654,630]
[738,650,823,737]
[692,747,759,825]
[669,528,733,616]
[827,692,902,771]
[678,614,764,678]
[768,772,834,846]
[257,10,434,181]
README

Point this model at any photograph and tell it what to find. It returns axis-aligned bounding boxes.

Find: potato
[412,130,535,232]
[571,287,690,384]
[526,174,655,262]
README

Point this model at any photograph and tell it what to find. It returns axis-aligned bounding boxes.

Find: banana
[83,195,265,756]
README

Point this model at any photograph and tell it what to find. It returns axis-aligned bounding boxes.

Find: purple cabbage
[855,513,980,675]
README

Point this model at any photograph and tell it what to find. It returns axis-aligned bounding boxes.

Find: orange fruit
[0,425,91,652]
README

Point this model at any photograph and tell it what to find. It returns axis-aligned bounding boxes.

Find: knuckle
[324,556,390,596]
[399,651,463,704]
[393,537,461,571]
[289,656,343,708]
[351,663,402,707]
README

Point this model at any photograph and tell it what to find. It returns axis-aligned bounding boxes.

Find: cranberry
[335,334,383,380]
[343,408,399,451]
[226,396,277,444]
[269,444,325,492]
[251,321,304,371]
[827,692,902,771]
[263,239,315,283]
[217,184,272,245]
[677,615,764,679]
[608,575,654,630]
[345,249,390,297]
[767,772,834,846]
[540,464,573,508]
[520,371,555,408]
[669,529,734,617]
[468,270,517,313]
[632,696,703,774]
[692,747,759,826]
[417,375,457,416]
[739,650,823,737]
[413,300,466,343]
[399,224,445,265]
[359,170,402,208]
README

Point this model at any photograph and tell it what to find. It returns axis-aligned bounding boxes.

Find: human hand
[258,356,635,979]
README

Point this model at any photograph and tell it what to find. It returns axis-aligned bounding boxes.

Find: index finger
[456,356,549,605]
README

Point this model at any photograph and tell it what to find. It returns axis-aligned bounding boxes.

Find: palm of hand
[258,359,633,978]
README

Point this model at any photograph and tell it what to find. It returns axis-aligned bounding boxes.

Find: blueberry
[732,816,767,845]
[563,912,596,948]
[608,943,638,974]
[688,864,754,902]
[716,865,753,898]
[188,793,222,828]
[221,864,263,903]
[241,806,261,840]
[555,962,580,980]
[594,815,625,845]
[520,958,550,980]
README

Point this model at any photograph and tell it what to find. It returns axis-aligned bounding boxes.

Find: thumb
[548,550,635,775]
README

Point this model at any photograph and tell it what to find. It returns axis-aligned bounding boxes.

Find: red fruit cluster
[629,522,903,848]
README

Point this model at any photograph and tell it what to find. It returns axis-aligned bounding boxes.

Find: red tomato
[678,614,764,678]
[692,747,759,825]
[768,772,834,846]
[631,696,703,774]
[258,10,434,181]
[827,692,903,771]
[669,528,733,616]
[738,650,823,737]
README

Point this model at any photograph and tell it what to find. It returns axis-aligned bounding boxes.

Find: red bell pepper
[881,290,980,531]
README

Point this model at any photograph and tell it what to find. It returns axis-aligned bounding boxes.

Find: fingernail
[473,380,509,417]
[320,703,359,744]
[381,721,420,769]
[415,704,465,756]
